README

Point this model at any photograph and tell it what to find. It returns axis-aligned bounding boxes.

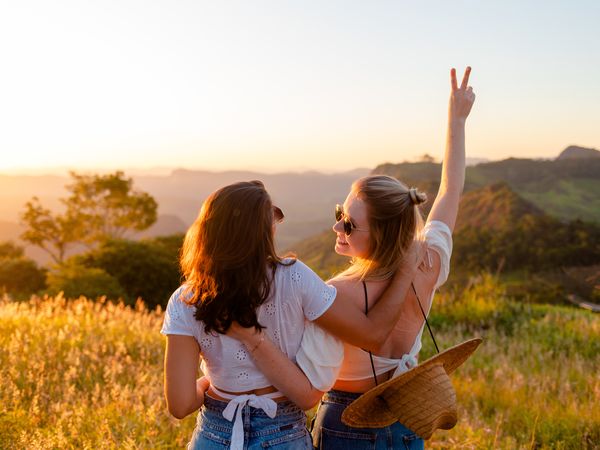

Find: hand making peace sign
[449,66,476,122]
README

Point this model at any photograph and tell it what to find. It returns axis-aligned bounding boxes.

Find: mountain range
[1,146,598,267]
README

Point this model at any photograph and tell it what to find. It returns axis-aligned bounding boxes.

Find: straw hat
[341,338,482,440]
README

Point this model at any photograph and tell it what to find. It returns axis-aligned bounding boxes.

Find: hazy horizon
[0,150,575,177]
[2,1,599,173]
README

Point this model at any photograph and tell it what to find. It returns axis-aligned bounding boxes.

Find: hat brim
[341,338,482,434]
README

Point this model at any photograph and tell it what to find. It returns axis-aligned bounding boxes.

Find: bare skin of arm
[224,67,477,402]
[164,335,209,419]
[227,323,325,410]
[314,239,424,351]
[428,67,475,232]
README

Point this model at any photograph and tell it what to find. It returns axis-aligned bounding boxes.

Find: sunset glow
[1,1,599,173]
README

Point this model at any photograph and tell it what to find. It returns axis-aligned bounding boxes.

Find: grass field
[1,275,598,449]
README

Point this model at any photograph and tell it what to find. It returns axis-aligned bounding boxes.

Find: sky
[1,0,599,174]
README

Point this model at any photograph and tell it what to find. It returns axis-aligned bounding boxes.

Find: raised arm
[428,67,476,231]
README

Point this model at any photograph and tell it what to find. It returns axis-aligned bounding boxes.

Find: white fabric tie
[391,353,418,378]
[220,393,278,450]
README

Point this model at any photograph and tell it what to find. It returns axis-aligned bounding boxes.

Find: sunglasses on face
[335,204,368,236]
[273,206,284,224]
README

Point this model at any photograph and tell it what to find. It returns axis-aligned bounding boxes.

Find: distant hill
[455,182,544,232]
[290,183,600,276]
[0,168,369,265]
[557,146,600,160]
[285,229,350,280]
[373,151,600,223]
[135,214,187,238]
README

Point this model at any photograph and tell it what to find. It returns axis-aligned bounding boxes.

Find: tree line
[1,172,181,308]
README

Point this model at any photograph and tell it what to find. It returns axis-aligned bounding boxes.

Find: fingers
[450,68,458,91]
[460,66,471,90]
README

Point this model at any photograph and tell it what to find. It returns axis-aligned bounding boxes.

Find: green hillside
[287,230,350,280]
[289,182,600,298]
[373,153,600,223]
[455,182,544,232]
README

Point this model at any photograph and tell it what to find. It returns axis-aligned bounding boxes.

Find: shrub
[0,241,46,298]
[46,262,125,301]
[79,236,183,308]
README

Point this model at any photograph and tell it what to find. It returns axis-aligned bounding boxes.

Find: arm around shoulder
[315,249,421,352]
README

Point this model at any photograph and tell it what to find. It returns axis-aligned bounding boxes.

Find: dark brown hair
[180,180,292,333]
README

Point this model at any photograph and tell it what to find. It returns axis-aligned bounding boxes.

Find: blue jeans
[311,390,424,450]
[188,394,312,449]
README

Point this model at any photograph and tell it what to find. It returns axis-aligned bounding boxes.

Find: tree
[0,241,47,297]
[65,171,157,243]
[20,198,82,264]
[420,153,436,163]
[78,235,183,308]
[20,171,158,263]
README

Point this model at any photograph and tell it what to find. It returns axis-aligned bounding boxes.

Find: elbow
[168,405,187,420]
[169,406,189,420]
[167,400,192,420]
[361,332,387,354]
[296,391,324,411]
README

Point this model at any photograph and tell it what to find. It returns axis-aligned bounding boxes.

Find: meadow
[1,275,598,449]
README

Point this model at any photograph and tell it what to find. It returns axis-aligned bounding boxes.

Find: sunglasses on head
[335,204,368,236]
[273,205,284,224]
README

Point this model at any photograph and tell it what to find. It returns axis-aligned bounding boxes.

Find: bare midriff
[207,385,288,402]
[332,368,395,393]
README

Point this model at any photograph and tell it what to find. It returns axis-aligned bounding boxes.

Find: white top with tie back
[161,258,337,392]
[297,220,453,386]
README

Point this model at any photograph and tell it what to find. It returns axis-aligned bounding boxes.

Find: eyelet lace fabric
[160,259,337,392]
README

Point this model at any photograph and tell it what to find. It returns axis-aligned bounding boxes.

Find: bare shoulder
[328,276,360,291]
[327,276,363,305]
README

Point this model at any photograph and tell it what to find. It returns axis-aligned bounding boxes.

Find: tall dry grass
[1,275,598,449]
[0,294,195,449]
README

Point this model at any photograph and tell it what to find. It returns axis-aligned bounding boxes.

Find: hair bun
[408,187,427,206]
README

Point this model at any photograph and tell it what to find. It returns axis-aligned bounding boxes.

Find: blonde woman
[227,67,475,449]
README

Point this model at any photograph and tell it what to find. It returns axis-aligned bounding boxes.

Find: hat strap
[411,283,440,354]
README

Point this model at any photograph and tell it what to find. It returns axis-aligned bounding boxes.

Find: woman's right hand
[449,67,476,124]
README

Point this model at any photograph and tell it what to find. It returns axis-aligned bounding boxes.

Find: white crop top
[297,220,453,386]
[160,258,337,392]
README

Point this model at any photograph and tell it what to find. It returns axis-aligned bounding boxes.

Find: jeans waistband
[322,389,363,406]
[203,393,303,417]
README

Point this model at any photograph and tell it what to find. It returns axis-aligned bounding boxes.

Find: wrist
[448,117,466,128]
[248,334,265,354]
[242,329,263,348]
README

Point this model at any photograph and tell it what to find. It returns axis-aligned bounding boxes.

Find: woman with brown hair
[227,67,476,449]
[160,180,422,449]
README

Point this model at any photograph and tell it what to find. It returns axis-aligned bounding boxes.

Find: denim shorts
[311,390,424,450]
[188,394,312,449]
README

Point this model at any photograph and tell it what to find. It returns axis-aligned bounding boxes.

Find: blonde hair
[339,175,427,281]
